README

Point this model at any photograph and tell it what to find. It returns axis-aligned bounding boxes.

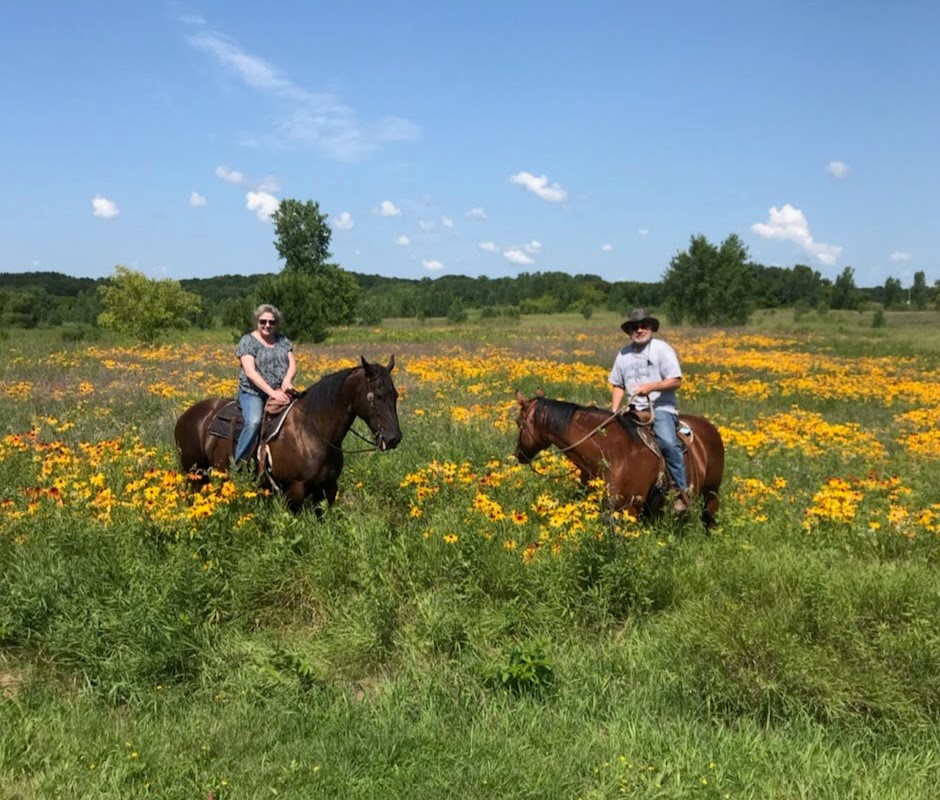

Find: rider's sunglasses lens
[259,319,276,326]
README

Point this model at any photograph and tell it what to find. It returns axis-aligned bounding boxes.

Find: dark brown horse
[175,357,402,511]
[514,391,724,528]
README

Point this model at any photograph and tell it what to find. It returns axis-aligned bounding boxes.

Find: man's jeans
[654,408,688,491]
[234,391,264,464]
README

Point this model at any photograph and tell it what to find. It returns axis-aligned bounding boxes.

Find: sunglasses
[258,319,277,327]
[628,323,651,332]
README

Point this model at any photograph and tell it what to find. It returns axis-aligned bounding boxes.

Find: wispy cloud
[395,235,410,246]
[827,161,849,179]
[638,228,649,236]
[92,196,119,219]
[246,191,279,222]
[601,243,613,252]
[418,220,434,232]
[186,29,419,161]
[215,165,245,184]
[479,241,498,252]
[422,259,444,271]
[377,200,401,216]
[441,216,454,229]
[510,171,568,203]
[524,241,542,254]
[890,250,912,262]
[189,191,207,207]
[332,211,354,230]
[751,204,842,265]
[503,248,534,265]
[466,207,488,220]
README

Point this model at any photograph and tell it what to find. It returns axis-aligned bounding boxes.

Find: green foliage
[255,267,359,342]
[883,276,905,310]
[872,308,885,328]
[483,640,555,697]
[910,270,929,310]
[519,293,559,314]
[446,297,468,324]
[662,233,754,325]
[97,266,202,342]
[220,296,254,331]
[272,198,333,275]
[831,266,862,310]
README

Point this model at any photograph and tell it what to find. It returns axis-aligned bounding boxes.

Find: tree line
[2,198,937,340]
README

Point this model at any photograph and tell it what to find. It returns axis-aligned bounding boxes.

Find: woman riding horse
[176,357,401,512]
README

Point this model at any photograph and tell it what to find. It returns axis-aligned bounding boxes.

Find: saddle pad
[207,401,243,440]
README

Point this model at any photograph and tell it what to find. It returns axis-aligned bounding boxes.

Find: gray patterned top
[236,333,293,397]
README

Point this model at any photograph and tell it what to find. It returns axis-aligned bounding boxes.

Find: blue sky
[2,1,937,287]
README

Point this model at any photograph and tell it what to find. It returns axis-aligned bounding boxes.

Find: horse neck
[539,402,619,464]
[300,369,361,445]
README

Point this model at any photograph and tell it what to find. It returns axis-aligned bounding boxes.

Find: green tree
[830,267,861,310]
[662,233,754,325]
[910,271,928,311]
[266,198,359,339]
[883,276,905,310]
[272,199,333,274]
[97,266,201,342]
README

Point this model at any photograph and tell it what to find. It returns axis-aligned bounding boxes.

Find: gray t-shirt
[236,332,293,397]
[608,338,682,414]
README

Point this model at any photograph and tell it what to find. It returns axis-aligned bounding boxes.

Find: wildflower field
[2,309,940,798]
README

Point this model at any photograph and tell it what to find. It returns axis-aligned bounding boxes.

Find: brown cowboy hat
[620,308,660,333]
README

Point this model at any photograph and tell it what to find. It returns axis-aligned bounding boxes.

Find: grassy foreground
[2,310,940,798]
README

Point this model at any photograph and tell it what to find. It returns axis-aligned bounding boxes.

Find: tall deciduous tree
[272,199,333,275]
[909,271,928,310]
[830,267,861,310]
[883,276,905,309]
[97,266,201,342]
[662,234,754,325]
[265,198,359,340]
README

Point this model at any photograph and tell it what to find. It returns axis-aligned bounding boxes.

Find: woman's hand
[281,379,294,392]
[269,389,290,404]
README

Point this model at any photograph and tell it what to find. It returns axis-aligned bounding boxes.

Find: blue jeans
[234,391,265,464]
[654,409,688,492]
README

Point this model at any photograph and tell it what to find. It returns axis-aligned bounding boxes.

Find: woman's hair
[253,304,282,325]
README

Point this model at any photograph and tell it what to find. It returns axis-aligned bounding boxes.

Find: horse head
[514,389,549,464]
[355,355,402,451]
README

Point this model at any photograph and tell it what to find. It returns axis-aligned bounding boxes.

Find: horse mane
[536,398,640,442]
[298,366,362,413]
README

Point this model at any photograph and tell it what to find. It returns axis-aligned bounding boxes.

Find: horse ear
[536,388,545,398]
[516,389,527,405]
[360,355,371,373]
[386,354,395,372]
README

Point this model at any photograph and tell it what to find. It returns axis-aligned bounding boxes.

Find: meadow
[1,309,940,799]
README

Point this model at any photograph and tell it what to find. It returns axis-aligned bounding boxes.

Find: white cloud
[215,165,245,184]
[91,196,119,219]
[333,211,354,230]
[524,240,542,254]
[256,176,281,193]
[422,259,444,271]
[441,215,454,228]
[479,241,498,252]
[466,207,488,220]
[395,235,410,246]
[377,200,401,216]
[601,243,613,252]
[189,191,207,207]
[246,191,280,221]
[751,204,842,265]
[509,171,568,203]
[890,250,912,262]
[638,228,649,236]
[827,161,849,179]
[503,248,534,266]
[418,220,434,232]
[187,30,419,161]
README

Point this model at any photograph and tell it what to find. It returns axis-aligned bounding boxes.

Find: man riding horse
[609,308,691,514]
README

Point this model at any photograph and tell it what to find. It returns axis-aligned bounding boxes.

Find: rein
[304,379,386,455]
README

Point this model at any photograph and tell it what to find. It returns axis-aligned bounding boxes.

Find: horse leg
[701,487,720,530]
[285,482,308,514]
